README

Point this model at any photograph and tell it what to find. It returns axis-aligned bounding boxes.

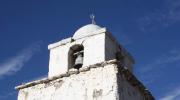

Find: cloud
[140,49,180,73]
[138,0,180,32]
[0,91,17,100]
[159,86,180,100]
[0,42,42,79]
[136,49,180,85]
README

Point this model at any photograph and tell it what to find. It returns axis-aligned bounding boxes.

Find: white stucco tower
[15,22,154,100]
[48,24,134,78]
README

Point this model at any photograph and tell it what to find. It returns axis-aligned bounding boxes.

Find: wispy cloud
[138,0,180,32]
[137,49,180,85]
[159,86,180,100]
[140,49,180,73]
[0,42,42,79]
[0,91,17,100]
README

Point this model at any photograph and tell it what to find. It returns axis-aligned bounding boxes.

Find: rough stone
[68,68,79,75]
[17,63,154,100]
[79,66,90,72]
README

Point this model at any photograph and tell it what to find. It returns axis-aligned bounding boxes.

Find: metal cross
[90,14,96,24]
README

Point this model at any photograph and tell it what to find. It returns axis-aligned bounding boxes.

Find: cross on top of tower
[90,14,96,24]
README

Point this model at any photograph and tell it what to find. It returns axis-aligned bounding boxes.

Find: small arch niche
[68,45,84,70]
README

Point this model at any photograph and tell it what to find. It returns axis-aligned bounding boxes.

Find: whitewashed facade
[15,24,154,100]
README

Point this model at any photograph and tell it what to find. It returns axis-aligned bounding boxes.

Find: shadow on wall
[68,44,84,70]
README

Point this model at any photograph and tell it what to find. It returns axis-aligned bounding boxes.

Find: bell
[74,52,83,69]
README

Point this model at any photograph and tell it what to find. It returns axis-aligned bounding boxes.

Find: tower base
[15,60,154,100]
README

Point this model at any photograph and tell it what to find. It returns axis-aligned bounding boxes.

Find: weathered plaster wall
[18,64,118,100]
[17,63,147,100]
[117,73,145,100]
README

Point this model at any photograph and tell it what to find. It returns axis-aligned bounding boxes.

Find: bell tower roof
[73,24,102,39]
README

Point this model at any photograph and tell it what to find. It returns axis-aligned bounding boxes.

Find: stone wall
[117,73,145,100]
[18,64,118,100]
[16,61,154,100]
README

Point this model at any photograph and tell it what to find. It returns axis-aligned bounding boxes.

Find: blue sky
[0,0,180,99]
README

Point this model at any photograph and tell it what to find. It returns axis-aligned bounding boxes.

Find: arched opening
[68,44,84,70]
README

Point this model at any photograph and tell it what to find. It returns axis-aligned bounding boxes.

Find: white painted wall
[48,33,106,78]
[48,29,134,78]
[18,64,118,100]
[48,44,71,77]
[18,64,145,100]
[83,33,105,66]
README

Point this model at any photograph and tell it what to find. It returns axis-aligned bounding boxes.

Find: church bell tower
[15,19,154,100]
[48,23,134,78]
